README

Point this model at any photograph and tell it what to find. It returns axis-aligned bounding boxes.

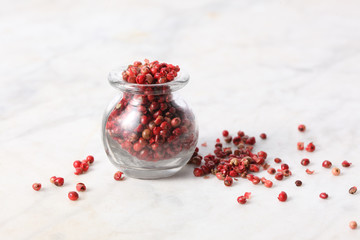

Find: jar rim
[108,66,190,94]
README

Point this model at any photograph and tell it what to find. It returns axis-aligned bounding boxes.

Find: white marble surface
[1,0,360,239]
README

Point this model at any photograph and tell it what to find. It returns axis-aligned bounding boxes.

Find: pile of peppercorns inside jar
[105,60,197,162]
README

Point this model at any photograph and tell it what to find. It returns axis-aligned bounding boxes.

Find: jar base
[120,166,184,179]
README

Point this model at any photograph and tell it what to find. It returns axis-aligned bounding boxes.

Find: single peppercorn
[295,180,302,186]
[68,191,79,201]
[86,155,94,164]
[73,160,82,168]
[298,124,306,132]
[114,171,125,180]
[349,221,357,230]
[74,167,83,175]
[259,133,267,139]
[32,183,41,191]
[297,142,304,150]
[252,177,260,185]
[278,191,287,202]
[322,160,332,168]
[275,173,284,181]
[301,158,310,166]
[50,176,57,184]
[264,180,273,188]
[237,196,247,204]
[222,130,229,137]
[342,160,352,167]
[76,183,86,192]
[81,162,89,172]
[274,158,282,164]
[224,176,233,186]
[216,172,224,180]
[349,186,357,194]
[305,142,315,152]
[332,167,340,176]
[281,164,289,170]
[267,168,276,175]
[319,192,328,199]
[193,168,204,177]
[54,177,64,187]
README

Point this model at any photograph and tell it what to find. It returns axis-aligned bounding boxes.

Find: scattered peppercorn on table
[1,0,360,239]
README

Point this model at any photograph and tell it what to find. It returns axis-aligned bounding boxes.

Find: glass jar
[102,67,198,179]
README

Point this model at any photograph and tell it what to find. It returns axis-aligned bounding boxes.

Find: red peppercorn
[267,168,276,175]
[298,124,306,132]
[114,171,125,181]
[259,133,267,139]
[50,176,57,184]
[252,177,260,185]
[76,183,86,192]
[248,164,259,172]
[295,180,302,186]
[133,142,144,152]
[68,191,79,201]
[216,172,224,180]
[247,174,254,181]
[274,158,282,164]
[297,142,304,150]
[332,167,340,176]
[193,168,204,177]
[275,173,284,181]
[264,180,273,188]
[281,164,289,170]
[342,160,352,167]
[73,160,82,168]
[278,191,287,202]
[32,183,41,191]
[322,160,332,168]
[258,151,267,159]
[86,155,94,164]
[246,137,256,145]
[54,177,64,186]
[224,136,232,143]
[319,192,328,199]
[305,142,315,152]
[171,117,181,128]
[349,221,357,230]
[74,167,83,175]
[301,158,310,166]
[222,130,229,137]
[244,192,251,199]
[306,169,314,175]
[349,186,357,194]
[237,196,247,204]
[81,162,89,172]
[224,176,233,186]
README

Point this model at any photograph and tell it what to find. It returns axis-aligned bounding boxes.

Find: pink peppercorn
[305,142,315,152]
[275,173,284,181]
[301,158,310,166]
[224,176,233,186]
[298,124,306,132]
[259,133,267,139]
[319,192,328,199]
[237,196,247,204]
[278,191,287,202]
[349,221,357,229]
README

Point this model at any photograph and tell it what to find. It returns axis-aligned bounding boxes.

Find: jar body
[102,90,198,179]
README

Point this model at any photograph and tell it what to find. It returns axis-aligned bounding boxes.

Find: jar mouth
[108,66,190,95]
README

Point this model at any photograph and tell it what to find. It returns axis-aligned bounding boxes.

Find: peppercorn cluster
[122,60,180,84]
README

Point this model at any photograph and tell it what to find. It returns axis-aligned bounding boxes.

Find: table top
[1,0,360,239]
